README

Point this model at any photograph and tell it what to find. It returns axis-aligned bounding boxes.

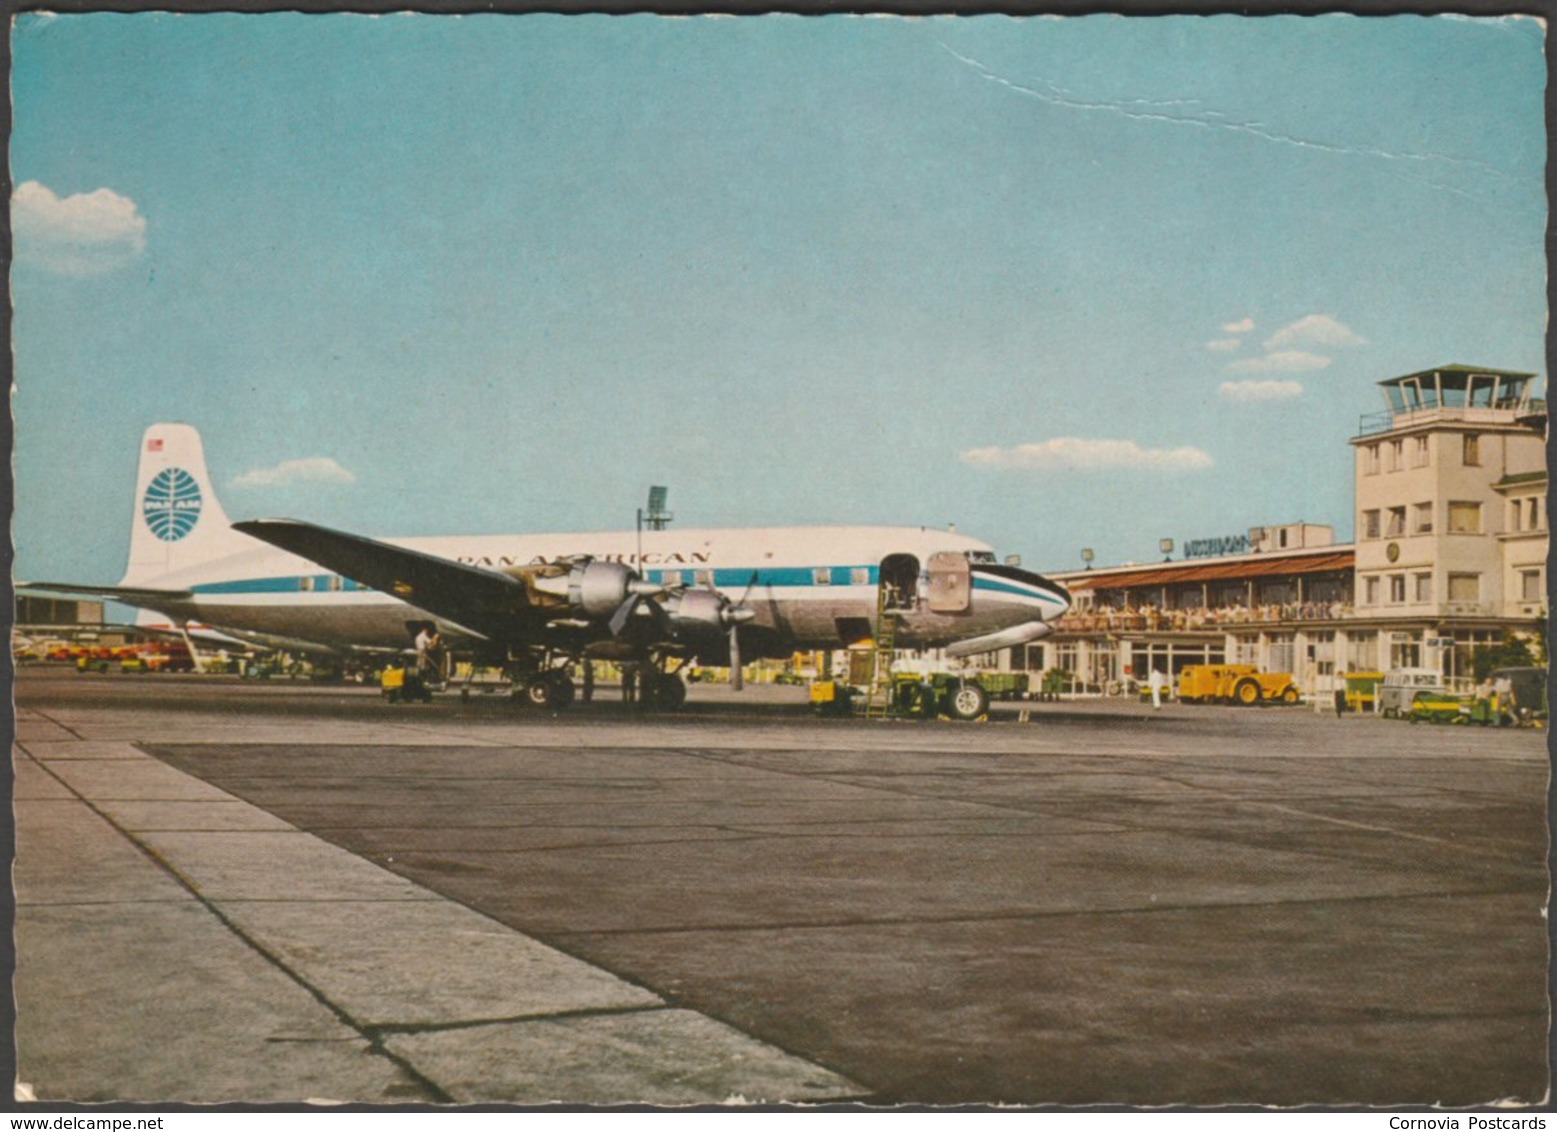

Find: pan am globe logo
[142,467,203,541]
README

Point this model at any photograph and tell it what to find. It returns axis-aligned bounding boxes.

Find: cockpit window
[967,551,997,564]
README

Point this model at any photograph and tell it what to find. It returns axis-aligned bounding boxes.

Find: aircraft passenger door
[927,551,972,613]
[879,554,920,613]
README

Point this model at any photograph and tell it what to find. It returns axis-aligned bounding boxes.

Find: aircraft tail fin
[120,423,254,586]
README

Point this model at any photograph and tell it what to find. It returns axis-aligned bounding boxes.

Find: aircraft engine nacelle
[565,561,648,618]
[665,589,727,639]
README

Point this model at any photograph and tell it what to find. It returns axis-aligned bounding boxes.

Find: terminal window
[1362,445,1380,475]
[1448,573,1480,602]
[1447,501,1482,534]
[1386,440,1403,471]
[1386,507,1406,537]
[1412,437,1430,468]
[1361,509,1381,539]
[1415,573,1433,602]
[1413,502,1433,534]
[1388,574,1406,603]
[1520,569,1542,601]
[1364,576,1380,605]
[1462,434,1481,466]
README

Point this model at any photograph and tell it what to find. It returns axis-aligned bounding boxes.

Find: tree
[1473,631,1539,680]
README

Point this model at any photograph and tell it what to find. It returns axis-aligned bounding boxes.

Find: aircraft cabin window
[813,567,831,586]
[299,577,315,592]
[695,570,712,588]
[851,567,870,586]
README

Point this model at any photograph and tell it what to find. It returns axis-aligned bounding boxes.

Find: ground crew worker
[1474,677,1495,725]
[415,626,441,682]
[1149,668,1167,710]
[1494,673,1516,726]
[1333,670,1348,718]
[582,661,595,703]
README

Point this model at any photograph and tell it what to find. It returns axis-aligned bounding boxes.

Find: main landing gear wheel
[523,671,576,710]
[642,671,687,711]
[944,682,990,722]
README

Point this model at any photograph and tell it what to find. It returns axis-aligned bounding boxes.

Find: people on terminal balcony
[1056,600,1353,633]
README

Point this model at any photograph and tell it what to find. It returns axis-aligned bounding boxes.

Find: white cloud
[1222,317,1255,334]
[1205,338,1243,353]
[1219,379,1305,402]
[233,457,357,488]
[12,180,148,277]
[960,438,1213,472]
[1223,350,1333,375]
[1263,314,1366,351]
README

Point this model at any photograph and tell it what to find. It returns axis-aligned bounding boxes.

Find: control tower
[1350,365,1546,646]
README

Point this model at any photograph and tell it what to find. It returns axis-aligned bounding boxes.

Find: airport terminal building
[1024,365,1547,694]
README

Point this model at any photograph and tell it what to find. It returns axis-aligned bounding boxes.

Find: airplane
[23,423,1072,717]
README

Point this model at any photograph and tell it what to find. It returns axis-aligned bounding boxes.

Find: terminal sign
[1182,534,1249,559]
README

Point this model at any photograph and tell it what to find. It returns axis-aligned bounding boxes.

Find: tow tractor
[380,663,435,704]
[1176,664,1300,706]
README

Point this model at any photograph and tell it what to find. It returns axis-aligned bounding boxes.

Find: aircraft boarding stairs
[864,580,901,720]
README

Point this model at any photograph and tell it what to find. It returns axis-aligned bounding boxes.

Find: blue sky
[12,13,1547,581]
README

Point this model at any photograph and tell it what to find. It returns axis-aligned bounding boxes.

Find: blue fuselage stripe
[970,577,1068,607]
[189,566,1068,609]
[192,575,369,595]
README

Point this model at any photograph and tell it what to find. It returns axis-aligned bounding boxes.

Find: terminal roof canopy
[1064,549,1355,593]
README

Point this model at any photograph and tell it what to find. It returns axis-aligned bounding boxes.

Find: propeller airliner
[24,424,1071,715]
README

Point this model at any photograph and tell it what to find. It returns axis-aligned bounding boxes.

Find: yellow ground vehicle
[1343,671,1385,713]
[1408,689,1468,725]
[809,679,856,716]
[1176,664,1300,707]
[380,664,433,704]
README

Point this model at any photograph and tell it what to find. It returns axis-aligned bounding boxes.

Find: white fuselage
[135,524,1071,656]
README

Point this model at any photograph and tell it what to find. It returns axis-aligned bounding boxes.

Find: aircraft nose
[1021,567,1071,616]
[972,563,1072,618]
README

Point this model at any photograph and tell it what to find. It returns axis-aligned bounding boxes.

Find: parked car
[1379,668,1444,718]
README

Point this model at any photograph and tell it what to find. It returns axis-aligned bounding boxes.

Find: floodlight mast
[637,486,673,568]
[646,486,673,531]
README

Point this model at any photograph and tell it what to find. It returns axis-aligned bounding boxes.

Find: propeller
[608,577,668,638]
[719,573,759,691]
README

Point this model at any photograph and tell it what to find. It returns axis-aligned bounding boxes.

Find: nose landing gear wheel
[944,682,990,721]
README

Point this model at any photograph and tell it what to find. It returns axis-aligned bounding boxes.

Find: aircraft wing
[19,582,195,612]
[232,518,530,639]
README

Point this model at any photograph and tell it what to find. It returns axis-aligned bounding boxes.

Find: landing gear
[943,681,990,722]
[512,666,576,710]
[639,669,687,711]
[500,654,688,714]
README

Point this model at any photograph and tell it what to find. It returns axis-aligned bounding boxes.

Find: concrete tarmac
[12,667,1550,1107]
